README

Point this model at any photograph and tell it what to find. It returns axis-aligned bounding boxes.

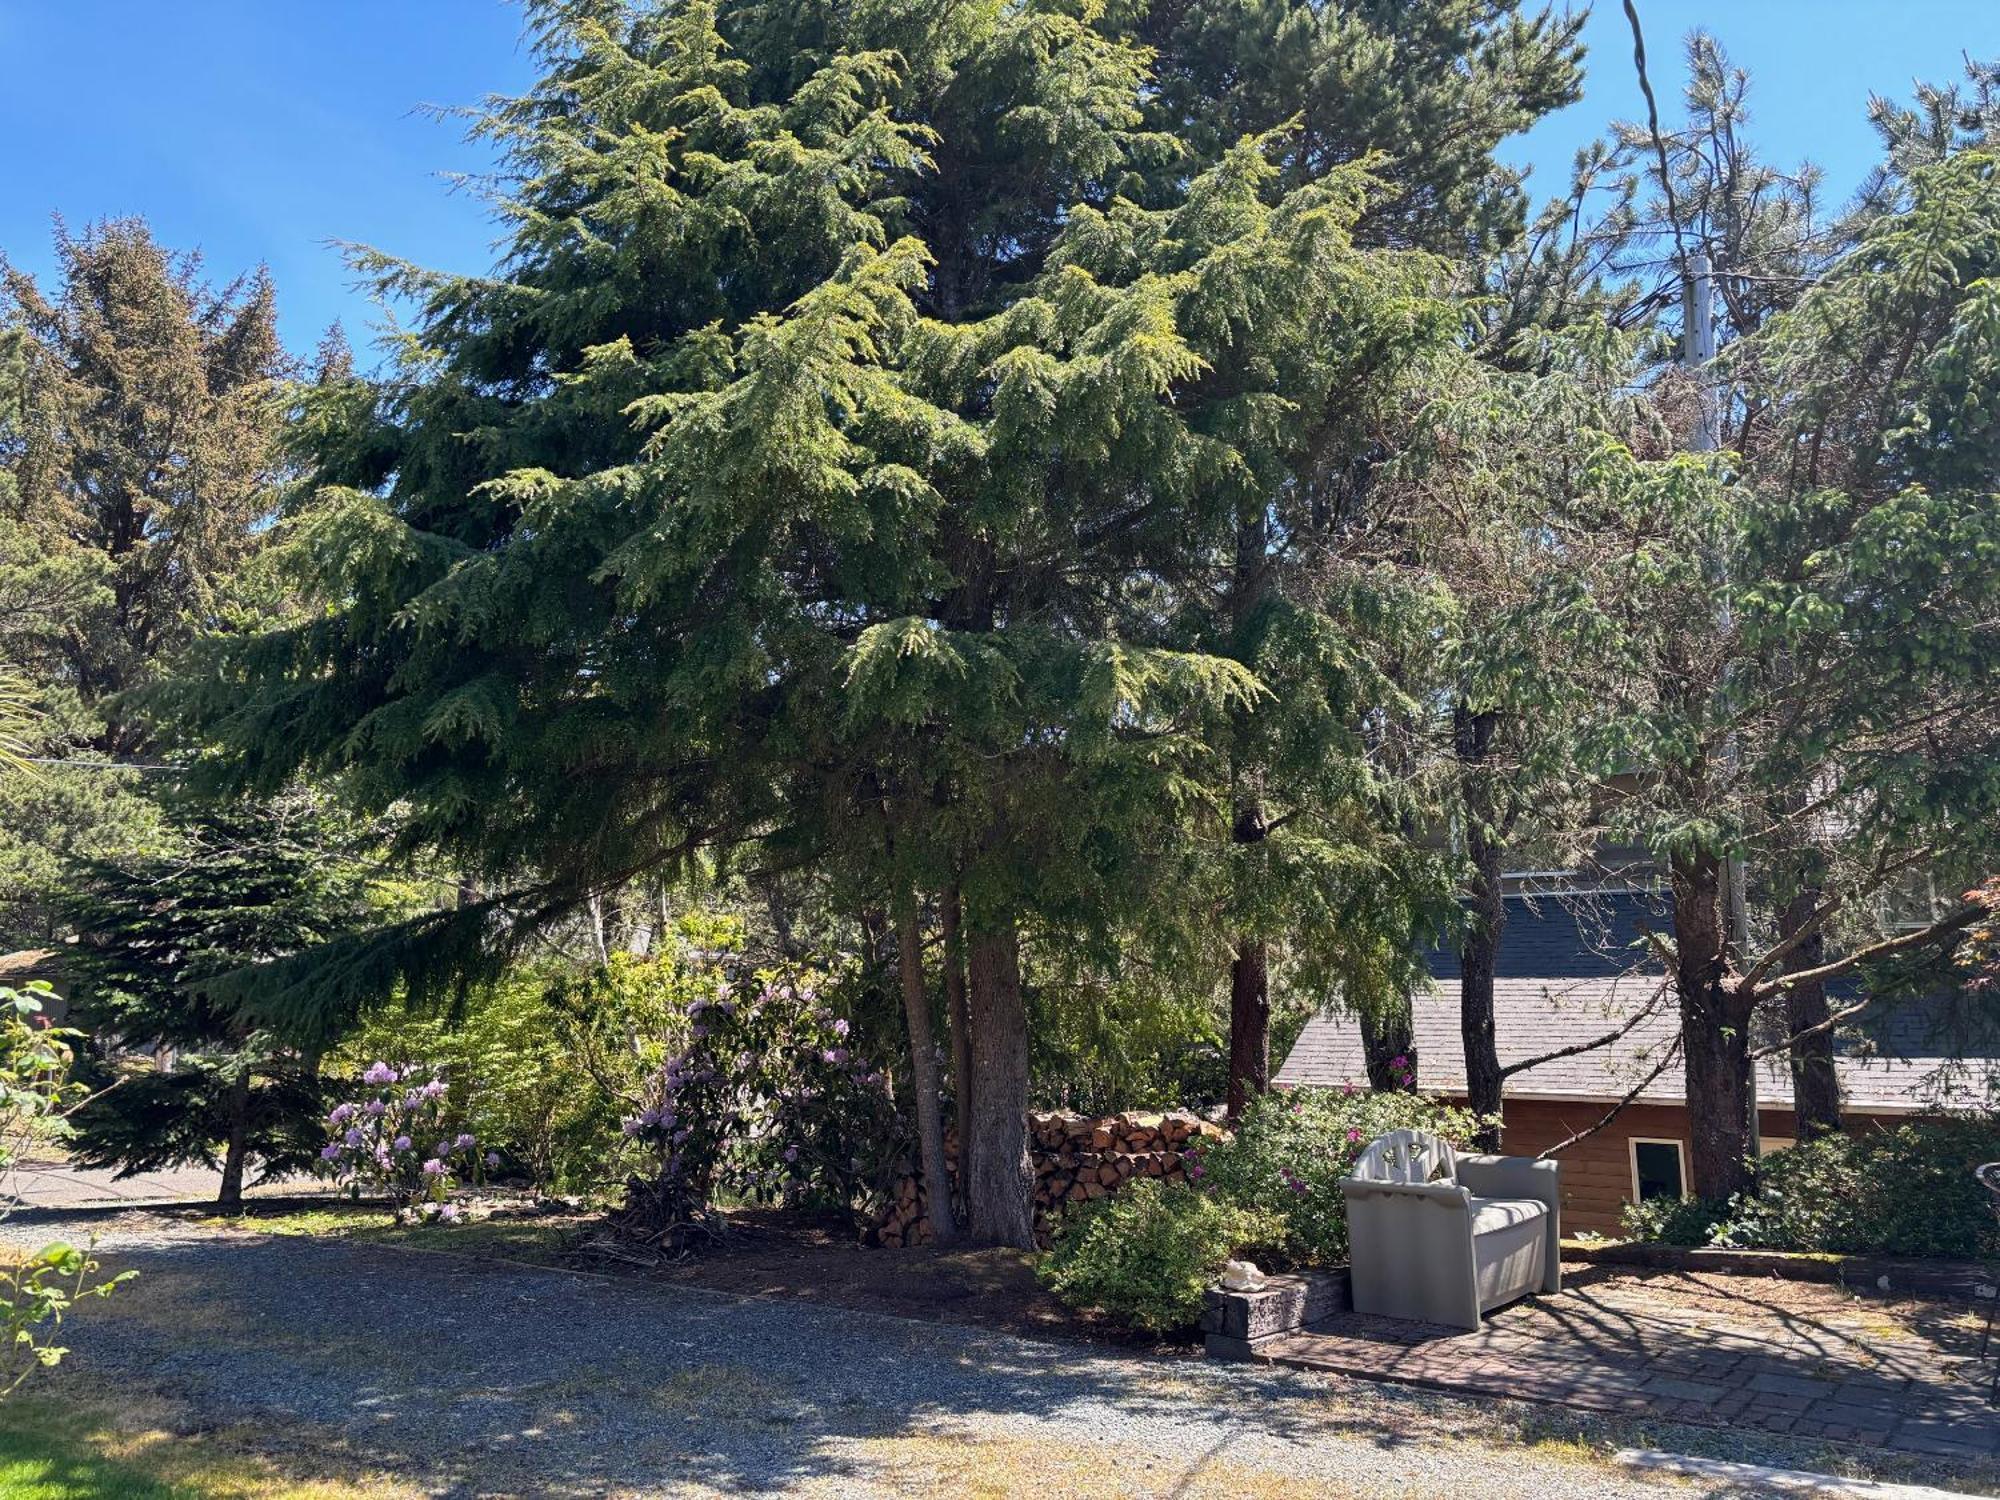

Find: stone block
[1201,1270,1351,1358]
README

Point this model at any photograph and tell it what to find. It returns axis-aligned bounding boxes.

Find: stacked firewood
[875,1109,1229,1248]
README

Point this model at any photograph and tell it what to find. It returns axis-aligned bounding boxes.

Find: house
[1274,887,1971,1234]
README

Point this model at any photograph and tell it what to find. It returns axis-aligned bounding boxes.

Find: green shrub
[1616,1117,2000,1259]
[1199,1086,1487,1267]
[1037,1179,1282,1333]
[1717,1117,2000,1259]
[1620,1194,1730,1246]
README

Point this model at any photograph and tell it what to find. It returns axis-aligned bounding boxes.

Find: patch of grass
[198,1206,574,1267]
[0,1393,417,1498]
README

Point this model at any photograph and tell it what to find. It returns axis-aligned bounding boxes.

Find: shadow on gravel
[43,1224,2000,1499]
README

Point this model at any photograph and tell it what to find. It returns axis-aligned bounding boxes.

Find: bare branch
[1537,1035,1683,1160]
[1499,979,1670,1078]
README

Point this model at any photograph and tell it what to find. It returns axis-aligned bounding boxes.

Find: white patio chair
[1341,1128,1561,1331]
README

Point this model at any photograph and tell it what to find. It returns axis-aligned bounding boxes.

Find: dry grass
[0,1385,422,1498]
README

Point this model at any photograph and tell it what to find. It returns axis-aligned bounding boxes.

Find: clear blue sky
[2,2,1992,358]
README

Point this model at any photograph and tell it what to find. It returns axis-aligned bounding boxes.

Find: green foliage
[1731,1120,2000,1259]
[1199,1086,1486,1267]
[0,984,134,1399]
[63,792,377,1196]
[1619,1118,2000,1259]
[1038,1178,1283,1334]
[338,963,625,1198]
[1618,1194,1732,1248]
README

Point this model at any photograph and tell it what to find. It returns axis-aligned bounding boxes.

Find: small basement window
[1629,1138,1686,1203]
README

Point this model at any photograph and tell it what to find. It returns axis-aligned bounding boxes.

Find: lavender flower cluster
[317,1061,496,1222]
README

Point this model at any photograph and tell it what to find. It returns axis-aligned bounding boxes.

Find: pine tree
[1,219,290,732]
[65,792,376,1208]
[168,1,1514,1244]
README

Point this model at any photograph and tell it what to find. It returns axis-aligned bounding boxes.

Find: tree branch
[1537,1035,1683,1160]
[1499,979,1670,1079]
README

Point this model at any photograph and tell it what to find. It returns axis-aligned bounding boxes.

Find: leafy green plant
[1038,1179,1283,1334]
[1718,1119,2000,1259]
[0,983,133,1396]
[1199,1086,1487,1267]
[1619,1194,1731,1247]
[1616,1117,2000,1259]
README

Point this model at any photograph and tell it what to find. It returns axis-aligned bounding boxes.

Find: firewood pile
[875,1109,1229,1248]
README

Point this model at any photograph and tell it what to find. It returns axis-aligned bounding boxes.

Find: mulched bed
[578,1205,1196,1354]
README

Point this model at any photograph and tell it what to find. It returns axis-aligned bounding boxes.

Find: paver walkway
[1260,1263,1998,1464]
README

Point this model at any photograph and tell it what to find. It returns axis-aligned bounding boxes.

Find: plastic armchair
[1341,1129,1562,1331]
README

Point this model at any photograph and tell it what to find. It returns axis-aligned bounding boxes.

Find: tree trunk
[894,893,959,1245]
[1673,851,1757,1200]
[1455,704,1506,1151]
[1359,1004,1416,1092]
[940,883,973,1143]
[963,922,1034,1247]
[1224,510,1273,1122]
[1780,888,1842,1138]
[218,1063,252,1211]
[1226,934,1270,1120]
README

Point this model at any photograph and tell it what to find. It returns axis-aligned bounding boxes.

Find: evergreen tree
[1,219,291,731]
[169,0,1484,1244]
[65,792,376,1208]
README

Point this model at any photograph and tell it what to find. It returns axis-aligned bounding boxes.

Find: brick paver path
[1259,1263,1998,1464]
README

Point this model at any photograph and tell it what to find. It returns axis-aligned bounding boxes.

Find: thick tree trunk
[940,883,973,1143]
[963,922,1034,1247]
[1359,1004,1416,1092]
[1780,888,1842,1138]
[1673,851,1757,1200]
[894,895,959,1245]
[1455,704,1506,1151]
[218,1063,252,1211]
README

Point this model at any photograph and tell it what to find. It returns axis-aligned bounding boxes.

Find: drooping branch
[1536,1035,1683,1160]
[1499,979,1670,1079]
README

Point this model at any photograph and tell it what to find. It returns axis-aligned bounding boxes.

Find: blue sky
[2,2,1992,357]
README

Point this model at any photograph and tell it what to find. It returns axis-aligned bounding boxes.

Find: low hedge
[1621,1115,2000,1259]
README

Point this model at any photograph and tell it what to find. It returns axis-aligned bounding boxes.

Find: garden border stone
[1201,1269,1350,1360]
[1563,1240,1991,1299]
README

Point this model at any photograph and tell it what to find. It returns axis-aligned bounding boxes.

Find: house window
[1629,1138,1686,1203]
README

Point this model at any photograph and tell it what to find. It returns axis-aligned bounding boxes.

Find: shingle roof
[1274,977,1963,1114]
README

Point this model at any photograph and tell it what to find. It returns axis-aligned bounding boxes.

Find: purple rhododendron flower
[621,1118,643,1137]
[344,1128,364,1147]
[319,1144,341,1161]
[422,1078,447,1099]
[822,1047,848,1066]
[485,1151,501,1168]
[393,1135,412,1151]
[783,1145,799,1163]
[455,1133,475,1151]
[421,1159,446,1177]
[437,1203,461,1224]
[364,1099,387,1117]
[363,1061,399,1085]
[832,1018,849,1038]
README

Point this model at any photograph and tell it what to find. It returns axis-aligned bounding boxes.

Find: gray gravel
[0,1210,1900,1498]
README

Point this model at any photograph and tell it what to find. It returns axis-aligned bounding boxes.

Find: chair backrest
[1977,1162,2000,1220]
[1350,1128,1456,1186]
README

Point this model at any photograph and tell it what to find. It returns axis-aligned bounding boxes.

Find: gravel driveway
[0,1210,1920,1498]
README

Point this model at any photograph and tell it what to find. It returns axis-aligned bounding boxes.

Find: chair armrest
[1455,1154,1561,1294]
[1455,1154,1558,1213]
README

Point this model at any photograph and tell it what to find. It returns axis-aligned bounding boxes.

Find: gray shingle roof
[1274,977,1962,1114]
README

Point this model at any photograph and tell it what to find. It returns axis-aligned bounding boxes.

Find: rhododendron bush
[317,1061,492,1221]
[611,957,907,1245]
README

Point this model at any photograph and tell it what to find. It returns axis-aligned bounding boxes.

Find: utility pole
[1685,250,1761,1164]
